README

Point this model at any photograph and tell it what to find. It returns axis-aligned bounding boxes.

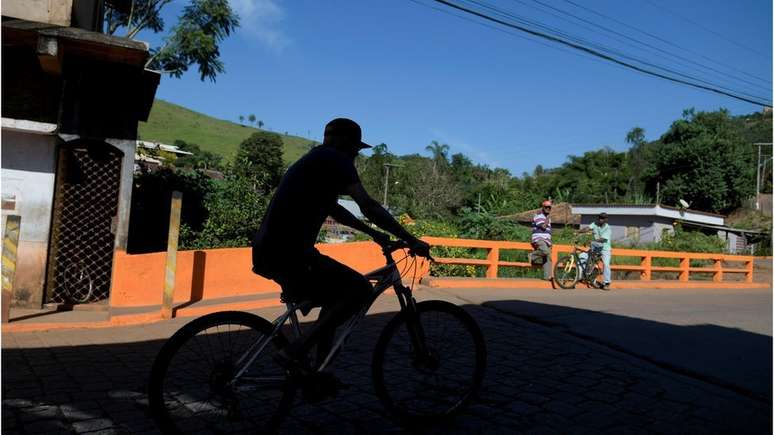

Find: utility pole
[754,143,773,210]
[382,163,402,208]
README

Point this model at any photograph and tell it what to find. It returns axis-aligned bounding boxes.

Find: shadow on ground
[483,299,773,401]
[2,301,771,434]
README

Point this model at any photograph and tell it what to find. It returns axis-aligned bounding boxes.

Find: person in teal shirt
[578,212,612,289]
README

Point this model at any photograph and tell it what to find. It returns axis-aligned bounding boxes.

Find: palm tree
[248,114,256,125]
[238,115,244,125]
[425,140,450,176]
[258,120,264,129]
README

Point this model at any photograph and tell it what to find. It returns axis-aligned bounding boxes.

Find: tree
[625,127,645,146]
[239,115,244,125]
[643,109,754,213]
[233,131,285,189]
[425,141,450,176]
[248,114,256,125]
[258,120,264,129]
[181,173,270,248]
[104,0,239,82]
[624,127,650,200]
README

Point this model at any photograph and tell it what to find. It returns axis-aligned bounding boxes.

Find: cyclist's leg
[602,249,612,285]
[279,253,372,366]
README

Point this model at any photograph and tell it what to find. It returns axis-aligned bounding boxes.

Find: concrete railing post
[745,258,754,283]
[2,215,21,323]
[679,257,690,281]
[486,247,499,278]
[713,258,723,282]
[641,255,651,281]
[161,191,182,320]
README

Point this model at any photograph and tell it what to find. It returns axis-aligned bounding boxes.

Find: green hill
[138,99,315,164]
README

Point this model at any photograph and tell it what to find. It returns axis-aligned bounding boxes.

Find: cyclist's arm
[329,203,386,241]
[344,182,423,246]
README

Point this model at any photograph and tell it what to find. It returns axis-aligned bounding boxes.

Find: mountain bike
[148,240,487,434]
[554,239,605,289]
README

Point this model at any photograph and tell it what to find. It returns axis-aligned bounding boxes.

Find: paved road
[425,286,773,399]
[2,287,771,434]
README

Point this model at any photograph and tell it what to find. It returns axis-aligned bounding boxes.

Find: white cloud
[230,0,290,51]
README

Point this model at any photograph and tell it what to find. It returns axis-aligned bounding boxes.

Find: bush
[654,225,726,253]
[405,219,480,277]
[181,173,271,249]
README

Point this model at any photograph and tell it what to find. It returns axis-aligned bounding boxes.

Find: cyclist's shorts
[253,250,372,306]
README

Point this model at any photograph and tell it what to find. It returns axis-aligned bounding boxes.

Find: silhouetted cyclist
[252,118,430,381]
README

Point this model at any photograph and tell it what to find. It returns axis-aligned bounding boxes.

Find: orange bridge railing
[421,237,754,283]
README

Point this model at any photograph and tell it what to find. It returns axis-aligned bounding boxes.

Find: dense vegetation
[128,107,772,256]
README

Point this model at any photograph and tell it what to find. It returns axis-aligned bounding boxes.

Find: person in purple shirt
[531,200,554,283]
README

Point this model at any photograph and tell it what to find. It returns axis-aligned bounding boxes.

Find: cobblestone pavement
[2,295,771,434]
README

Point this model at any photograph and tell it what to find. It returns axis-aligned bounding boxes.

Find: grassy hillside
[138,99,315,164]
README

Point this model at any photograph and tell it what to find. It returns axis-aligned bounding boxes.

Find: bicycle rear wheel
[554,255,580,289]
[372,300,486,425]
[148,311,295,434]
[63,263,94,303]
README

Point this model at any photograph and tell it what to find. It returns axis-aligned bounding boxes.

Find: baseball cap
[598,212,608,219]
[324,118,372,149]
[542,200,552,207]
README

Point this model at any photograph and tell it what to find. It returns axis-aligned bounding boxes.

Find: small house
[571,204,761,254]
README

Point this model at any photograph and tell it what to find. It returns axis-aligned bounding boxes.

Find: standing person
[531,200,553,284]
[579,212,612,290]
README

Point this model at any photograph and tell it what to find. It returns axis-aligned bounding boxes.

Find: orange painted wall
[110,242,387,307]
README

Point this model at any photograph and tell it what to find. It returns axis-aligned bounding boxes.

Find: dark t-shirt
[252,145,359,272]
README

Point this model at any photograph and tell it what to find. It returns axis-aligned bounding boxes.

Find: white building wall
[1,129,59,307]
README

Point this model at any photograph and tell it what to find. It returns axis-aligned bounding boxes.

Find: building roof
[2,19,150,67]
[338,199,364,219]
[571,204,725,226]
[499,202,580,225]
[678,220,767,235]
[137,141,194,156]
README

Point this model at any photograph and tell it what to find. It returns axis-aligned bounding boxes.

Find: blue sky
[140,0,772,176]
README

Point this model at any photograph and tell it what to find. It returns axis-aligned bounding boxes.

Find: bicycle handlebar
[381,240,435,262]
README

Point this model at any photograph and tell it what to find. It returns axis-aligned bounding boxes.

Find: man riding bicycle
[252,118,430,377]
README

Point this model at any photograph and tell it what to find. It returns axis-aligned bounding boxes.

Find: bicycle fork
[395,284,432,365]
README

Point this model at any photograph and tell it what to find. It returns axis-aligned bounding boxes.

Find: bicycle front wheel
[148,311,295,434]
[372,300,486,425]
[554,255,580,289]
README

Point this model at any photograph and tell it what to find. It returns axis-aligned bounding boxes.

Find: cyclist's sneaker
[603,282,611,291]
[301,371,346,403]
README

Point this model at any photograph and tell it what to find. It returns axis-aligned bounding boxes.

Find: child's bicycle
[554,238,606,290]
[148,240,487,434]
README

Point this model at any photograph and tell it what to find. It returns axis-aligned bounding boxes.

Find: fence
[422,237,755,283]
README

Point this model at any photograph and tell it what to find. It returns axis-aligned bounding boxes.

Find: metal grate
[48,145,122,304]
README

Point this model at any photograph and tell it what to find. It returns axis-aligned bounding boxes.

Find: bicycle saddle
[280,294,317,316]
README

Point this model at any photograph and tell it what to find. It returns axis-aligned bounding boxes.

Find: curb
[3,296,284,333]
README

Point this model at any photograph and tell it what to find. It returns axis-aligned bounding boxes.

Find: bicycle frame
[230,249,419,384]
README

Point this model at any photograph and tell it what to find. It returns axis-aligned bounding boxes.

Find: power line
[641,0,772,60]
[456,0,770,102]
[559,0,772,86]
[406,0,615,68]
[518,0,772,94]
[428,0,772,106]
